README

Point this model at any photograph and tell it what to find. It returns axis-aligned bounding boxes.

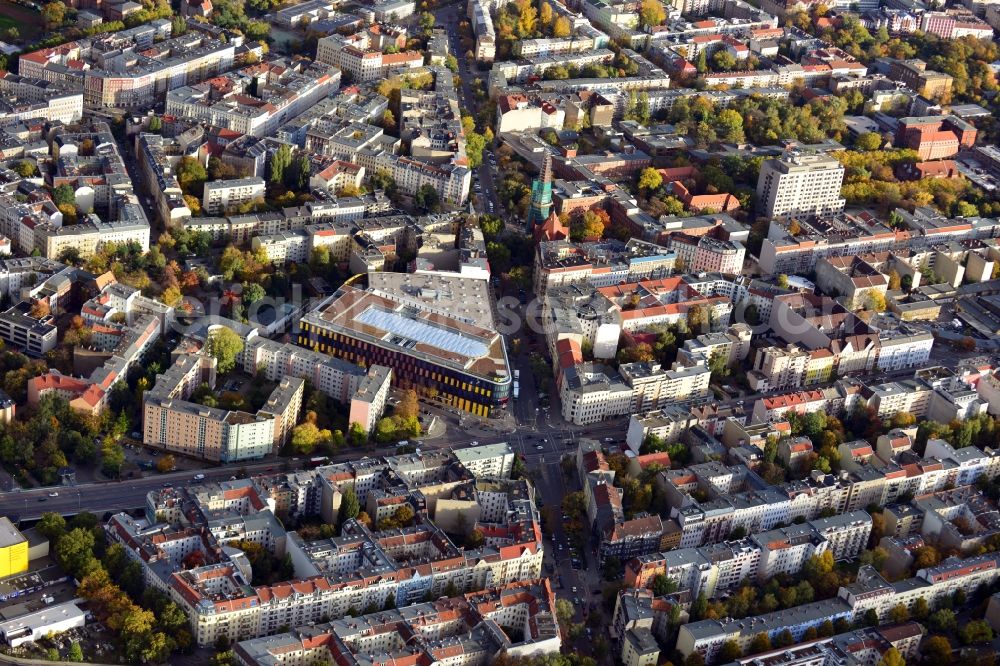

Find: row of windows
[301,328,507,399]
[298,333,503,416]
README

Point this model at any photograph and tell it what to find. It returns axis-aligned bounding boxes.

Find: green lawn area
[0,4,43,42]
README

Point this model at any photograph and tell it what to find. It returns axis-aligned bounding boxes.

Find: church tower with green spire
[526,153,553,227]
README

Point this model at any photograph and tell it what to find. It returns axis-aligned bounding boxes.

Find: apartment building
[12,122,154,260]
[860,378,934,418]
[600,515,665,566]
[625,407,700,453]
[668,233,745,275]
[624,513,871,598]
[34,211,151,262]
[533,239,676,299]
[183,197,384,245]
[561,361,711,425]
[678,554,990,663]
[166,60,342,138]
[469,0,497,62]
[919,10,994,38]
[136,133,194,227]
[677,326,752,369]
[757,212,898,275]
[202,177,266,216]
[752,386,854,424]
[0,73,83,124]
[114,465,543,646]
[19,28,235,109]
[0,518,28,579]
[727,624,922,666]
[749,345,811,392]
[368,152,472,205]
[496,93,566,133]
[79,281,176,335]
[545,277,733,364]
[0,302,58,356]
[234,579,560,666]
[242,337,391,435]
[814,256,889,311]
[142,353,304,462]
[756,154,846,221]
[315,33,424,81]
[29,314,160,415]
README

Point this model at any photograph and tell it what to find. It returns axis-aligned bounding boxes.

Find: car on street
[536,445,544,450]
[48,492,58,497]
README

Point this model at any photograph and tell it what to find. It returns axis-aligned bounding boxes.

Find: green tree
[718,640,741,661]
[930,608,957,633]
[176,157,208,196]
[52,184,76,208]
[921,636,951,663]
[855,132,883,151]
[479,215,504,238]
[42,0,67,28]
[466,132,487,169]
[102,441,125,478]
[419,11,435,32]
[415,184,441,212]
[552,15,571,37]
[555,598,575,627]
[887,603,909,623]
[638,0,665,27]
[348,422,367,447]
[691,591,708,620]
[638,167,663,193]
[269,144,292,185]
[956,201,979,218]
[289,152,311,191]
[712,50,737,71]
[37,512,66,541]
[369,169,396,194]
[958,620,993,645]
[651,573,677,596]
[877,647,904,666]
[67,641,83,661]
[749,632,771,654]
[773,629,794,649]
[242,282,266,306]
[13,161,36,178]
[207,326,245,374]
[715,109,745,143]
[708,349,730,381]
[290,422,322,454]
[339,486,360,527]
[696,50,708,73]
[912,596,929,620]
[55,527,96,577]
